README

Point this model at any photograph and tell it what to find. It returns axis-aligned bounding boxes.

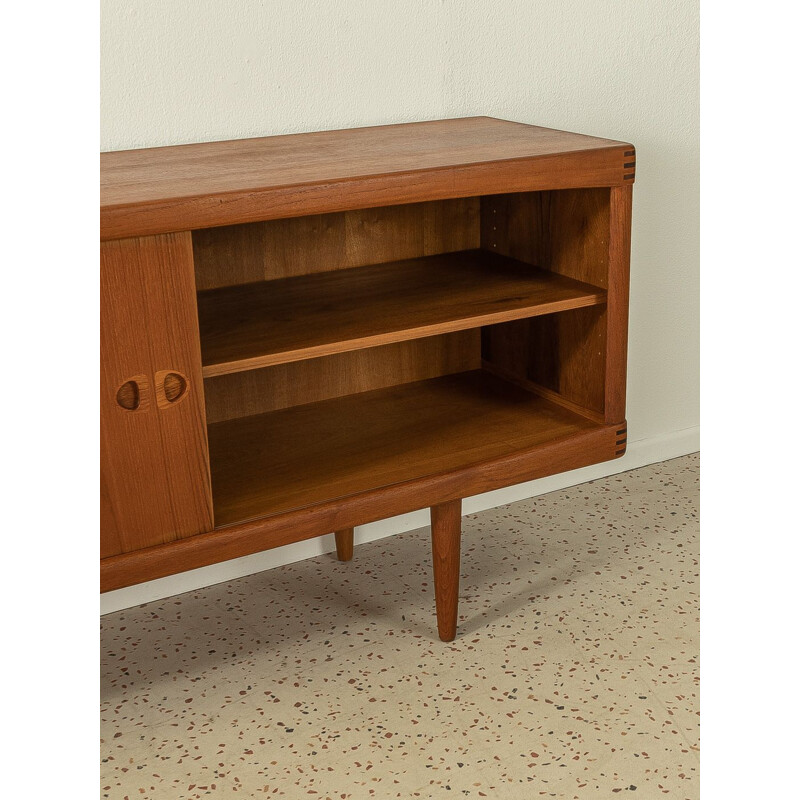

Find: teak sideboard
[100,117,634,641]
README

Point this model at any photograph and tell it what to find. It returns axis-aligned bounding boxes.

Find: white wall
[100,0,699,613]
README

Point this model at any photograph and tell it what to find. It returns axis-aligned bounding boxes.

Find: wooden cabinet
[100,117,634,641]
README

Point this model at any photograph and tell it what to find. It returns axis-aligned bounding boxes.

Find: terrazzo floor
[101,454,699,800]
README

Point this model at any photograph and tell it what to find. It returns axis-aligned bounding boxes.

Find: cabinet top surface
[100,117,633,239]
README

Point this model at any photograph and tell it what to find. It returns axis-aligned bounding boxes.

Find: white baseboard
[100,425,699,615]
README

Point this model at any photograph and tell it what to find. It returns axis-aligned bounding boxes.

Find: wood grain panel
[480,192,548,266]
[480,188,609,287]
[529,307,607,413]
[197,250,606,376]
[604,185,633,423]
[193,221,285,290]
[548,188,610,289]
[193,198,479,290]
[101,117,634,239]
[480,188,612,418]
[203,331,480,424]
[481,306,607,418]
[424,197,481,254]
[193,213,345,289]
[101,233,213,556]
[345,203,425,267]
[482,306,607,417]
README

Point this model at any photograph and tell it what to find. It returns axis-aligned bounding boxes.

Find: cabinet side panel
[479,188,610,285]
[547,188,610,289]
[481,309,606,418]
[101,233,213,557]
[540,189,610,416]
[480,189,610,419]
[526,307,607,414]
[604,185,633,423]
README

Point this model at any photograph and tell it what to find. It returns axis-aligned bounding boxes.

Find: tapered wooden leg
[430,499,462,641]
[334,528,354,561]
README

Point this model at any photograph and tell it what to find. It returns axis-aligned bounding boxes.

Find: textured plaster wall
[100,0,699,609]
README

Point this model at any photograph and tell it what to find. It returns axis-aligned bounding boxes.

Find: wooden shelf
[207,370,600,527]
[198,250,606,377]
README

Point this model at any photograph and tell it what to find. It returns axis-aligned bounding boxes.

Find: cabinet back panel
[480,192,549,266]
[204,330,481,423]
[193,198,480,290]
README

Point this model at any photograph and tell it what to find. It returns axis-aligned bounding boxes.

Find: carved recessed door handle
[154,370,190,409]
[115,374,150,411]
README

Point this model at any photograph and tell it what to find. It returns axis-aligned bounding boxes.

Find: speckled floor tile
[101,453,699,799]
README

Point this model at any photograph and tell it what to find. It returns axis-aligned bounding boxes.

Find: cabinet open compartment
[205,360,603,528]
[195,189,618,529]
